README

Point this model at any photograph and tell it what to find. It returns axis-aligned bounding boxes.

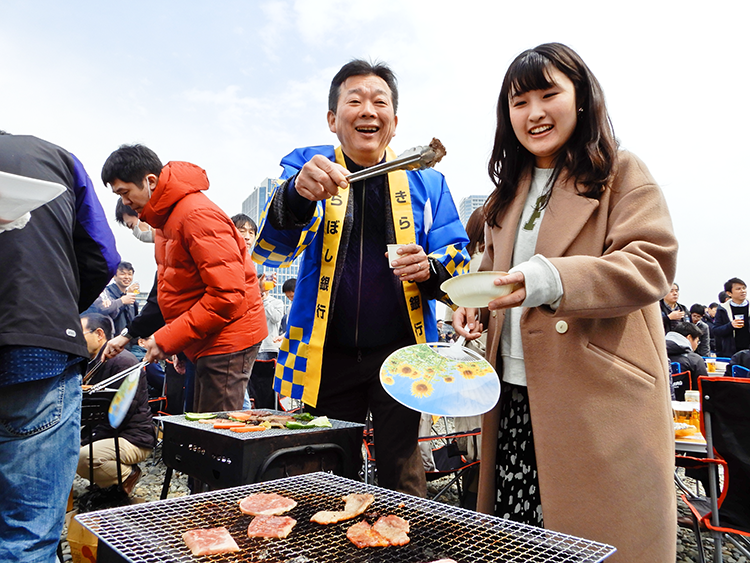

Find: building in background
[457,194,488,226]
[242,178,299,304]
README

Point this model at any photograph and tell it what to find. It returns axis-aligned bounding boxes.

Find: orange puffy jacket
[140,161,267,361]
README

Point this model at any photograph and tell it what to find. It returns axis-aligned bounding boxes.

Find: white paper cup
[387,244,404,268]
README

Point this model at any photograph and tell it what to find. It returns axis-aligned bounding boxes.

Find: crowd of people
[663,278,750,394]
[3,43,741,563]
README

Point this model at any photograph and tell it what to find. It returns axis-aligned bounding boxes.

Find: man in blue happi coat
[254,60,469,496]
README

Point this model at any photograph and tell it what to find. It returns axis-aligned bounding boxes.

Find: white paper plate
[441,271,518,308]
[0,170,66,224]
[380,343,500,417]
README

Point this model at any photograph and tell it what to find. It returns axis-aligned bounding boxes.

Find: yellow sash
[385,147,427,345]
[301,146,426,405]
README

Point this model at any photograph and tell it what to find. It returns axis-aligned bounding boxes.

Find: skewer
[346,138,446,183]
[87,360,147,393]
[82,359,105,385]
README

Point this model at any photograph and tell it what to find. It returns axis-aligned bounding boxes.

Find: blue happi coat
[253,145,469,405]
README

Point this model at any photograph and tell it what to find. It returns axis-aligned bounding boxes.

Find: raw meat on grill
[346,520,390,548]
[182,527,240,556]
[372,515,410,546]
[239,492,298,516]
[246,515,297,538]
[310,493,375,524]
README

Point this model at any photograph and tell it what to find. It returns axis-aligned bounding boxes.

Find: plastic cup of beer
[684,391,701,431]
[264,280,275,291]
[387,244,405,268]
[737,314,745,328]
[706,358,716,373]
[684,391,700,402]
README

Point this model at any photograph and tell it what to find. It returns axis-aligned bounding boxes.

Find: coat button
[555,320,568,334]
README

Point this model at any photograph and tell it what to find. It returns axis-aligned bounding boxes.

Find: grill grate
[158,413,364,439]
[77,472,615,563]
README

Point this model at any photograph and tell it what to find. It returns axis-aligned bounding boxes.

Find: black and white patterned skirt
[493,380,543,526]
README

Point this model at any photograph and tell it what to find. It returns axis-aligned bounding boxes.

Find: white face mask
[131,221,155,243]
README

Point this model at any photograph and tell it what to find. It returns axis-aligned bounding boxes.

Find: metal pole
[704,411,723,563]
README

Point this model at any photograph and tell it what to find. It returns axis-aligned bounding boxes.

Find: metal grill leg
[160,466,173,500]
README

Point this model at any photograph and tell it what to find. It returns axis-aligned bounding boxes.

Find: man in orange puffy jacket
[102,144,267,412]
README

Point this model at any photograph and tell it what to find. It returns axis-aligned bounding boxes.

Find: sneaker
[121,465,142,496]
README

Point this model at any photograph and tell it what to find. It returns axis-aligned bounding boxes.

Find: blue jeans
[0,364,83,563]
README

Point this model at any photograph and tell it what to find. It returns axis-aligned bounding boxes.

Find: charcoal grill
[158,412,364,491]
[77,472,616,563]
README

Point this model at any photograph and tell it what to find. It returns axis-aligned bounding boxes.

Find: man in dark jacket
[0,131,119,563]
[660,282,689,333]
[713,277,750,358]
[89,261,139,335]
[78,314,155,493]
[689,303,711,357]
[666,322,708,393]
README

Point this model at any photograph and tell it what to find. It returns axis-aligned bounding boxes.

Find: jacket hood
[666,331,692,355]
[140,161,209,229]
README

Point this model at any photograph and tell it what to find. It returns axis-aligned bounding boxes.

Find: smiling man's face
[327,74,398,168]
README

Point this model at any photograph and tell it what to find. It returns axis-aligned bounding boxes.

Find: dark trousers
[247,352,277,409]
[193,344,260,413]
[308,340,427,497]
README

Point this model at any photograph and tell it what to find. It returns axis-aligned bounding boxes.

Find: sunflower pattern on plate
[379,343,501,417]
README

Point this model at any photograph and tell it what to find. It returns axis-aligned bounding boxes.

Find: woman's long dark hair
[465,205,486,257]
[485,43,618,228]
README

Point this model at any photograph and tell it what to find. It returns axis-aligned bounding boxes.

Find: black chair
[676,376,750,562]
[362,414,481,508]
[80,395,124,487]
[419,426,480,508]
[671,370,692,401]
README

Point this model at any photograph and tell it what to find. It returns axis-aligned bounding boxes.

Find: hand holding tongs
[87,361,147,393]
[346,138,446,183]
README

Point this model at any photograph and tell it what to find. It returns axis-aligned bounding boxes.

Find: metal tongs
[346,138,446,183]
[86,360,147,393]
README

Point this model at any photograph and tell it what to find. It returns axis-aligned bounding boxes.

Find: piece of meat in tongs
[346,138,446,183]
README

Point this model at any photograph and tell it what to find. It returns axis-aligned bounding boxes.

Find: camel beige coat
[476,152,677,563]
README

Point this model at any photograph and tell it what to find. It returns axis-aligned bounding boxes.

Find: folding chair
[731,365,750,378]
[418,420,481,508]
[676,376,750,563]
[671,370,692,401]
[670,361,682,375]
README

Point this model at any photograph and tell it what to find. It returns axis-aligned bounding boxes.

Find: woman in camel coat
[454,43,677,562]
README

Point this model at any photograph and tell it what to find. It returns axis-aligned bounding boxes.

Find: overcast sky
[1,0,747,307]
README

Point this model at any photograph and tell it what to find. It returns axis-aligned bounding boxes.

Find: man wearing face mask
[116,200,155,243]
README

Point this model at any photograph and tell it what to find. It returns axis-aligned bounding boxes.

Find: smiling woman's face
[509,67,578,169]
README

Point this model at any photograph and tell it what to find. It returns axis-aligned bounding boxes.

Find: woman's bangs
[508,52,555,97]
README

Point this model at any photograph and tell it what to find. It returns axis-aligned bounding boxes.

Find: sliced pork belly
[310,493,375,525]
[239,492,297,516]
[346,520,390,548]
[182,527,240,556]
[246,515,297,539]
[372,515,410,546]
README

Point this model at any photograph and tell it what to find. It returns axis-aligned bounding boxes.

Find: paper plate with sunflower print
[379,343,500,416]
